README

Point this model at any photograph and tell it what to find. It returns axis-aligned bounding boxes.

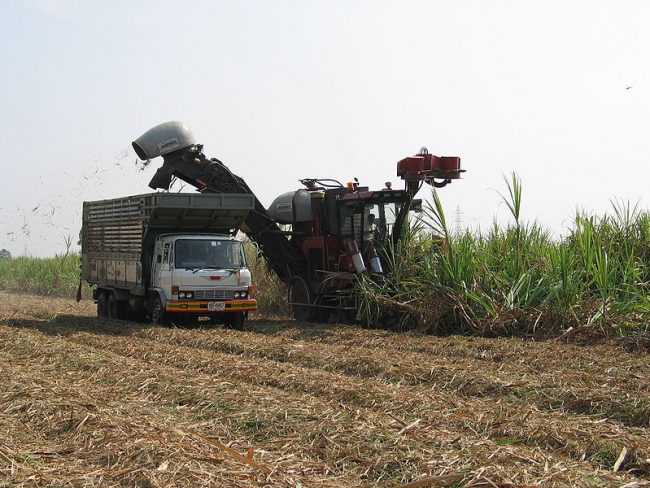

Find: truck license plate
[208,301,225,311]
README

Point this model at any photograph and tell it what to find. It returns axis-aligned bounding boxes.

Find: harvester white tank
[268,190,313,224]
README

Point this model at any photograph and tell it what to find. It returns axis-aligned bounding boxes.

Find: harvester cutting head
[397,147,464,196]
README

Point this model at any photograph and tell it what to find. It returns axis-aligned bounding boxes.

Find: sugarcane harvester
[133,122,463,321]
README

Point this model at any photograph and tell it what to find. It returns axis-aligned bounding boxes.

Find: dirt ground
[0,292,649,487]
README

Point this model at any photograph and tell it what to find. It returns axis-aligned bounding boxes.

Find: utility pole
[454,205,464,236]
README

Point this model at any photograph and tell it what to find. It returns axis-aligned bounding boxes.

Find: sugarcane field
[2,1,650,487]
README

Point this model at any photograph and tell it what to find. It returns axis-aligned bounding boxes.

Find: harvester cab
[134,121,463,321]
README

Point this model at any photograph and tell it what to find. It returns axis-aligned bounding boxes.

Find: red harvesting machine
[134,122,464,320]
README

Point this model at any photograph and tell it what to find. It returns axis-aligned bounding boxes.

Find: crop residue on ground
[0,292,649,486]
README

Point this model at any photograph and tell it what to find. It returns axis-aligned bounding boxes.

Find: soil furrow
[2,294,648,486]
[131,325,650,428]
[32,324,649,481]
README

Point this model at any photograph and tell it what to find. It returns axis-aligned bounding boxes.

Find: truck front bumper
[166,299,257,313]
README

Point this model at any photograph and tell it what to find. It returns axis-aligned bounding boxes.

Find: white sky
[1,0,649,257]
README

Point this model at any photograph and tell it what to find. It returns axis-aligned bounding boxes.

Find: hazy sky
[1,0,649,257]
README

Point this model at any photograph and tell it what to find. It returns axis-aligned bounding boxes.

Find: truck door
[152,241,173,298]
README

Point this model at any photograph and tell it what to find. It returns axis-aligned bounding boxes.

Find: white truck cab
[151,234,256,323]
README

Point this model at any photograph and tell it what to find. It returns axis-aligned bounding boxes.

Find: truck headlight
[234,291,240,299]
[179,292,186,298]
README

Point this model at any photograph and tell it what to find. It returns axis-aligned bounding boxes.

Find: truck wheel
[131,310,148,323]
[97,292,109,318]
[107,294,126,320]
[227,312,247,330]
[151,296,169,326]
[289,276,316,322]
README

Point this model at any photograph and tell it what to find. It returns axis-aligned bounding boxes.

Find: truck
[80,191,257,328]
[130,121,463,322]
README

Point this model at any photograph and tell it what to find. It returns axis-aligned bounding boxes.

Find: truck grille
[194,290,234,300]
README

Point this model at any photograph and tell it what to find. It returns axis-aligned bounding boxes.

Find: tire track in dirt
[36,323,648,482]
[0,326,520,486]
[1,323,601,487]
[133,326,650,429]
[2,295,648,485]
[0,325,374,486]
[249,321,650,396]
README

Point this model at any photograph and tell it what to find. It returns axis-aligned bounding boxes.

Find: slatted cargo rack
[81,192,255,291]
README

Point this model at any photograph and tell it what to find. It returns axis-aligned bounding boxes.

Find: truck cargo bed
[81,192,254,293]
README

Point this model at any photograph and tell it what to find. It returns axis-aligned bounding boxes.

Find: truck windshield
[175,239,244,269]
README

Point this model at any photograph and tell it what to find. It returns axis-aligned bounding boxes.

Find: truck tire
[130,310,148,323]
[151,295,169,326]
[97,292,109,318]
[227,311,247,330]
[107,294,126,320]
[289,276,317,322]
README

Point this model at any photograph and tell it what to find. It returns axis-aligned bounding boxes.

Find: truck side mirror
[242,240,262,260]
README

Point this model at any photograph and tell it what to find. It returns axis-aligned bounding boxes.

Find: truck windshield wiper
[182,266,240,273]
[191,266,227,273]
[205,267,239,275]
